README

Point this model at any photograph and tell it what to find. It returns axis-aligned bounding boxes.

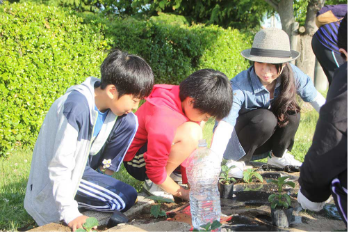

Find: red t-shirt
[124,84,190,184]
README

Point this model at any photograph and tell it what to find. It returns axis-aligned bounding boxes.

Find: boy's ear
[185,97,195,106]
[106,85,118,99]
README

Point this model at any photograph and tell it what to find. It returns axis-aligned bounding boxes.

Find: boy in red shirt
[124,69,233,200]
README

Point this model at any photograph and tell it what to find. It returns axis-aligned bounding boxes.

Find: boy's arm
[48,115,85,228]
[158,176,189,200]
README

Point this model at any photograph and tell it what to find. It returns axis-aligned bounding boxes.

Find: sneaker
[170,171,182,183]
[143,179,174,201]
[225,160,251,179]
[267,150,302,168]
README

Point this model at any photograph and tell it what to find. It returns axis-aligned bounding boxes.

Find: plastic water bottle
[186,139,221,230]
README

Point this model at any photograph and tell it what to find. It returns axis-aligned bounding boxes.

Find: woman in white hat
[210,28,326,178]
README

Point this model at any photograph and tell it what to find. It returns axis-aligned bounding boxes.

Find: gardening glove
[297,189,326,212]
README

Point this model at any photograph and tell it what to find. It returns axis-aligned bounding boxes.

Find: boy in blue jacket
[24,49,154,231]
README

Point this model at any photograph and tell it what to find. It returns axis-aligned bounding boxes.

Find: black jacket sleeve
[299,62,347,202]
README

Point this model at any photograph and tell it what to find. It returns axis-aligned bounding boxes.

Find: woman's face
[254,62,283,86]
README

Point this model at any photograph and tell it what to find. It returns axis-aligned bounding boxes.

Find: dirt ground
[29,170,347,232]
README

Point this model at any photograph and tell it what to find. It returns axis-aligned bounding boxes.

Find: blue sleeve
[291,64,317,102]
[222,84,245,127]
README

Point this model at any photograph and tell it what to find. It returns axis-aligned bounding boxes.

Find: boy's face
[183,97,211,122]
[107,86,140,116]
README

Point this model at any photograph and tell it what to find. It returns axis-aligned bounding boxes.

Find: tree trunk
[277,0,295,37]
[295,0,324,81]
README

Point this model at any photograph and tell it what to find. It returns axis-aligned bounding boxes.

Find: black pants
[312,35,345,85]
[331,176,347,226]
[235,109,300,163]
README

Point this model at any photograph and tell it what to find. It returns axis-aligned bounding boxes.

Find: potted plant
[268,176,295,228]
[218,164,236,199]
[243,168,264,184]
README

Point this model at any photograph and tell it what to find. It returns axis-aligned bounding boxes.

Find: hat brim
[241,48,300,64]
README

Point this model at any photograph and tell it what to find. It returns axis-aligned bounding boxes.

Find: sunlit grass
[0,148,35,231]
[0,105,321,230]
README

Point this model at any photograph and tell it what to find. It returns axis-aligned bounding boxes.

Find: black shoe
[107,210,129,228]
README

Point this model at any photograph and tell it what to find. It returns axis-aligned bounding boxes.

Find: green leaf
[268,194,276,202]
[158,210,167,218]
[284,181,295,188]
[150,205,161,218]
[76,229,86,232]
[211,220,222,230]
[201,222,211,230]
[147,195,174,203]
[271,202,277,209]
[283,201,289,209]
[284,194,291,207]
[252,172,263,183]
[83,217,98,231]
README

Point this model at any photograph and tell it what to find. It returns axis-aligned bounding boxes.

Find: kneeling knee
[121,185,138,211]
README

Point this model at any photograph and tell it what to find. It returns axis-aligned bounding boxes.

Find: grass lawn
[0,105,320,231]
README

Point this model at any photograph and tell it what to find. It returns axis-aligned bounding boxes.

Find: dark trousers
[235,109,300,163]
[75,113,138,212]
[331,177,347,226]
[312,35,345,85]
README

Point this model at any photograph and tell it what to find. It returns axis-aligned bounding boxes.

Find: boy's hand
[68,215,89,231]
[181,188,190,201]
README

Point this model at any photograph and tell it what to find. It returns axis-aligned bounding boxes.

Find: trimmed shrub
[0,2,109,157]
[81,13,253,83]
[0,5,252,157]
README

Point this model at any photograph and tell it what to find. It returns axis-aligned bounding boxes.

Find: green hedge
[81,13,252,84]
[0,2,109,157]
[0,3,252,157]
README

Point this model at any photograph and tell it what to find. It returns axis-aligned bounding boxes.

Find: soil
[128,201,188,222]
[29,169,346,232]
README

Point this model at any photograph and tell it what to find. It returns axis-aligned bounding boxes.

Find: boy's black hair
[100,49,154,99]
[179,69,233,121]
[337,14,347,60]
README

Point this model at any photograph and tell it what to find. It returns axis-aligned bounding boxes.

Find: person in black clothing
[298,14,347,226]
[312,4,346,85]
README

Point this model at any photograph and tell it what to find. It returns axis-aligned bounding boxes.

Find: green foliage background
[0,2,252,157]
[0,2,109,157]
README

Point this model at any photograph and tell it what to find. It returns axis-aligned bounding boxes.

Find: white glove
[297,189,326,212]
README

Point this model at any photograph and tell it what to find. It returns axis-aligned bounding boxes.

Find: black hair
[179,69,233,121]
[100,49,154,99]
[337,13,347,60]
[270,63,301,127]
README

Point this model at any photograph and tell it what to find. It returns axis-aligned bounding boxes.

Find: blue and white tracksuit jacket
[24,77,138,226]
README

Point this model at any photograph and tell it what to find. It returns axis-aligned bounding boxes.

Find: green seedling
[243,168,263,183]
[147,196,174,218]
[75,217,99,232]
[192,220,222,231]
[219,164,236,184]
[268,176,295,209]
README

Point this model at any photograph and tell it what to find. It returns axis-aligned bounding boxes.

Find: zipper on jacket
[74,115,98,197]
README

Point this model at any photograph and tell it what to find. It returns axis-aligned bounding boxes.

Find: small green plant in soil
[219,164,236,184]
[268,176,295,209]
[192,220,222,231]
[147,196,174,218]
[243,168,263,183]
[76,217,99,232]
